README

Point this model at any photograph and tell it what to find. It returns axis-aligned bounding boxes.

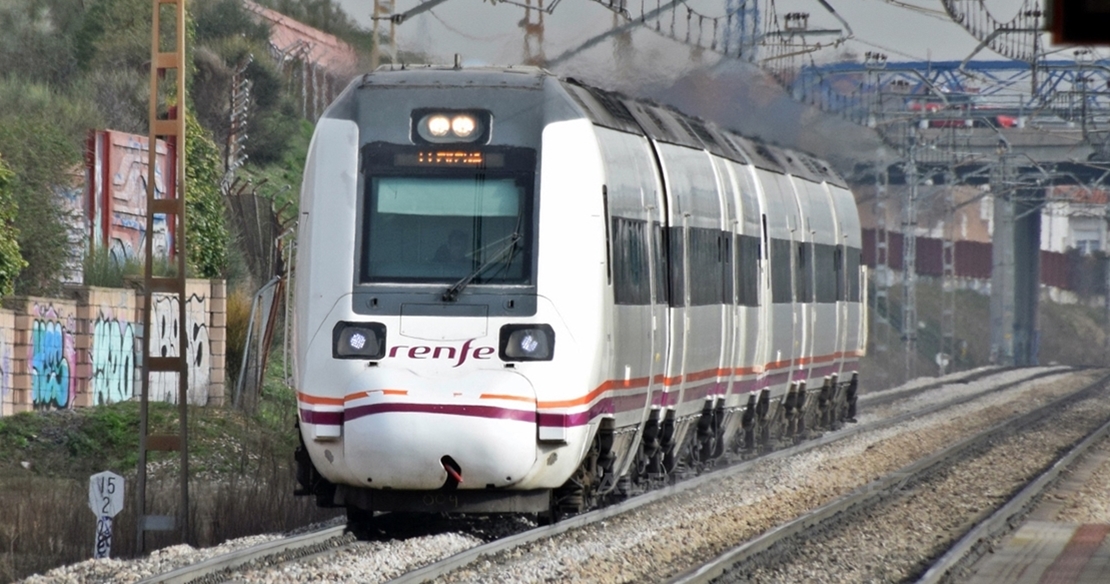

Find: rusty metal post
[137,0,189,553]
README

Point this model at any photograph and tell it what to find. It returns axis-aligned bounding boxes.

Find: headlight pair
[331,321,554,362]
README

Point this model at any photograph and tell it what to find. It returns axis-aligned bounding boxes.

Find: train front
[293,67,605,515]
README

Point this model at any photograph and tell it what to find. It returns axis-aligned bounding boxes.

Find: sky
[333,0,1067,69]
[328,0,1085,168]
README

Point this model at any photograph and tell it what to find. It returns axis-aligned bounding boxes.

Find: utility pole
[989,150,1015,365]
[873,159,890,354]
[940,165,958,375]
[137,0,190,552]
[902,130,919,382]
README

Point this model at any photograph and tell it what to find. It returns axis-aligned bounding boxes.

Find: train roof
[351,64,845,188]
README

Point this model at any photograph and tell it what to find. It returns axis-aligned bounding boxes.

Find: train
[292,63,867,521]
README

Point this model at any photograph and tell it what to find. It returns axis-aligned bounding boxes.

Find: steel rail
[915,397,1110,582]
[667,370,1110,584]
[135,524,350,584]
[384,366,1075,584]
[133,366,1065,584]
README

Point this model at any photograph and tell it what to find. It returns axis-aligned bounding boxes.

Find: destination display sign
[394,151,505,168]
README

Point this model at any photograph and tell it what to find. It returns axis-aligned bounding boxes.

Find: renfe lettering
[387,339,495,367]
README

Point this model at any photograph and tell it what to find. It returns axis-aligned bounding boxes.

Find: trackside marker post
[89,471,124,559]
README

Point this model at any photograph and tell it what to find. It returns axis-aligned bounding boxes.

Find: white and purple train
[293,64,866,520]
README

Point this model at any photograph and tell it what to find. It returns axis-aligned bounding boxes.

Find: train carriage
[293,64,866,519]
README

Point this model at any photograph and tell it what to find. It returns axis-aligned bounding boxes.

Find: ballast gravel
[16,367,1094,584]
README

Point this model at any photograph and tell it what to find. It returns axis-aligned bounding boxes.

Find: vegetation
[0,360,338,582]
[0,155,25,297]
[0,0,374,294]
[0,1,376,580]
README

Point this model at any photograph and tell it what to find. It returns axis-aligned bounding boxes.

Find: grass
[0,351,339,583]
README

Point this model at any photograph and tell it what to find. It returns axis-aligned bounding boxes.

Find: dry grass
[0,449,338,583]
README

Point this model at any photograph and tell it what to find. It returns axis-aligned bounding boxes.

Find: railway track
[670,370,1110,584]
[119,366,1080,584]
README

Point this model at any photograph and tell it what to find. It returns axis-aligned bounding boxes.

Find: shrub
[0,155,25,297]
[185,112,230,278]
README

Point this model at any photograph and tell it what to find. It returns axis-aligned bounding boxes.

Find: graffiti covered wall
[86,130,172,264]
[0,310,14,416]
[149,280,212,405]
[74,287,137,406]
[1,279,226,413]
[5,298,79,411]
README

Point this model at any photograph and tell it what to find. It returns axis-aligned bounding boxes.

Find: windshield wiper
[442,233,521,302]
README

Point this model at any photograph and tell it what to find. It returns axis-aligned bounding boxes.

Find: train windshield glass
[362,176,531,284]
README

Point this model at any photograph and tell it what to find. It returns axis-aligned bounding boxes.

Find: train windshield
[361,175,532,284]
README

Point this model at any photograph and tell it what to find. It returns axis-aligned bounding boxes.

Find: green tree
[0,154,27,297]
[0,79,101,295]
[0,0,83,87]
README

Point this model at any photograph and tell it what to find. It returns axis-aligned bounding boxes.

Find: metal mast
[137,0,190,551]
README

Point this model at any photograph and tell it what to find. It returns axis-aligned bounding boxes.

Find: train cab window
[361,175,532,284]
[359,143,536,286]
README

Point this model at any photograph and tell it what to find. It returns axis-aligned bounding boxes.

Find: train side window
[612,217,650,305]
[834,245,845,302]
[721,232,733,305]
[814,243,837,303]
[689,227,722,306]
[795,242,813,302]
[653,223,669,305]
[847,247,862,302]
[668,226,685,307]
[771,239,792,304]
[736,234,760,307]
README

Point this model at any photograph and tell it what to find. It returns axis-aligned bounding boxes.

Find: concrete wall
[0,279,226,415]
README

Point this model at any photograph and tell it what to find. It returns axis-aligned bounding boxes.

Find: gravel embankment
[19,367,1093,584]
[436,369,1098,583]
[734,378,1110,583]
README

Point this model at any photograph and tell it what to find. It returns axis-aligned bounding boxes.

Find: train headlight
[499,324,555,361]
[332,322,387,360]
[451,115,476,138]
[426,115,451,137]
[412,109,491,144]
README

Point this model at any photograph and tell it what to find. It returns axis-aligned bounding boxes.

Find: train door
[594,127,667,479]
[729,161,764,403]
[755,169,797,397]
[715,158,740,401]
[797,179,838,387]
[782,175,813,387]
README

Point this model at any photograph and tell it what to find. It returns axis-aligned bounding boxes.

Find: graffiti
[97,131,171,263]
[54,180,88,285]
[91,317,135,405]
[94,516,113,559]
[31,320,72,409]
[150,294,210,405]
[29,303,76,410]
[0,330,10,416]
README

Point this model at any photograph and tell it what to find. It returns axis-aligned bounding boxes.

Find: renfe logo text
[387,339,495,368]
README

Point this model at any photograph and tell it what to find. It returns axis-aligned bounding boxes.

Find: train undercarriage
[295,373,858,526]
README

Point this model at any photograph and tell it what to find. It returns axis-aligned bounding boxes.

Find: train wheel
[345,506,377,540]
